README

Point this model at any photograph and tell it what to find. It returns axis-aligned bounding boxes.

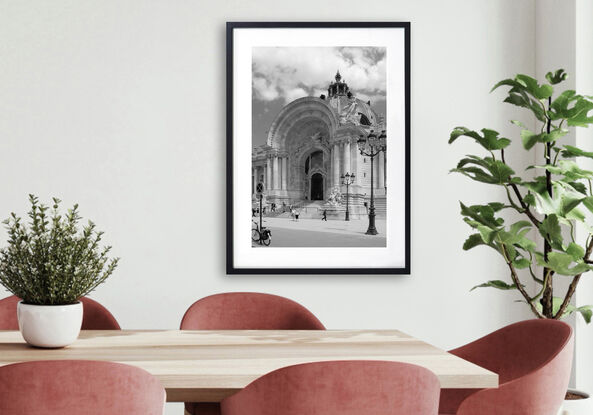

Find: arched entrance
[311,173,324,200]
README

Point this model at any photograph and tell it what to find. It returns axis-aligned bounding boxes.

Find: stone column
[375,152,381,189]
[281,157,288,190]
[350,140,358,182]
[378,151,385,189]
[383,152,387,191]
[266,158,271,190]
[332,143,340,187]
[273,156,279,190]
[344,140,351,175]
[329,147,333,186]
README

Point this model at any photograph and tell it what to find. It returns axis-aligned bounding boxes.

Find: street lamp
[357,129,386,235]
[340,172,355,221]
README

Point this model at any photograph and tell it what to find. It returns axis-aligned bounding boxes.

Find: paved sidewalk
[253,217,387,247]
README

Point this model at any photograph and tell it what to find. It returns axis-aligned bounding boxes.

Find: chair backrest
[180,292,325,330]
[0,295,19,329]
[451,319,574,415]
[450,319,572,383]
[0,295,120,330]
[79,297,121,330]
[221,361,440,415]
[0,360,165,415]
[439,319,573,414]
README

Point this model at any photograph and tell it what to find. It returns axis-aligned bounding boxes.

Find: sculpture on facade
[326,186,343,207]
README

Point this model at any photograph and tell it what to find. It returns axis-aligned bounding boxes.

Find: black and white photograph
[228,23,410,273]
[251,46,388,248]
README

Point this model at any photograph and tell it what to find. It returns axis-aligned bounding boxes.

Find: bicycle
[252,221,272,246]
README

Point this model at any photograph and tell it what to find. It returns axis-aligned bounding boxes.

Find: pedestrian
[295,210,300,221]
[291,209,296,221]
[322,210,327,221]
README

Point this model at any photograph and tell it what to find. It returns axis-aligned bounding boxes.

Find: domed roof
[323,71,382,128]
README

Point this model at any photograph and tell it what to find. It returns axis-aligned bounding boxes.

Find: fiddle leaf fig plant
[451,69,593,322]
[0,195,119,305]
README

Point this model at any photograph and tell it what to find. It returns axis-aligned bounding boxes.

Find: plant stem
[542,97,554,318]
[501,244,544,318]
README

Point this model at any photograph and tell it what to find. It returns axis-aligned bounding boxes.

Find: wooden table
[0,330,497,402]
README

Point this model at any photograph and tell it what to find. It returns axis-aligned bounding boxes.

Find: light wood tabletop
[0,329,497,402]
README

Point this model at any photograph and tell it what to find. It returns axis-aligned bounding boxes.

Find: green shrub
[0,195,119,305]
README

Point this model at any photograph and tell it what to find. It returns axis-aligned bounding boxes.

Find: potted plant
[0,195,119,348]
[450,69,593,415]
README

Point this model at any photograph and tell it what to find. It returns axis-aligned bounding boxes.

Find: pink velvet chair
[0,360,165,414]
[439,319,573,415]
[0,295,121,330]
[181,292,325,415]
[221,360,441,415]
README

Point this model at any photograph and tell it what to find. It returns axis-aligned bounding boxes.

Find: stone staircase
[365,195,386,218]
[293,201,326,219]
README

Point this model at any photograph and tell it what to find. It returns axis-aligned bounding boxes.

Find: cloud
[252,47,386,104]
[252,76,279,101]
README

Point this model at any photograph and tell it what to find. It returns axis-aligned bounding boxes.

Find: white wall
[0,0,539,412]
[573,0,593,393]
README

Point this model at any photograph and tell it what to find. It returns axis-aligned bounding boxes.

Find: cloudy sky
[252,47,386,148]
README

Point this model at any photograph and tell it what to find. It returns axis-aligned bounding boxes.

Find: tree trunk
[542,97,554,318]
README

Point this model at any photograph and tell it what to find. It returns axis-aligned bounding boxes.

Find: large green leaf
[566,98,593,127]
[551,89,578,119]
[520,128,568,150]
[523,180,587,217]
[515,74,554,100]
[470,280,517,292]
[449,127,511,150]
[503,92,547,121]
[535,251,592,276]
[498,228,536,254]
[531,160,593,181]
[493,74,553,123]
[452,156,514,185]
[460,202,504,229]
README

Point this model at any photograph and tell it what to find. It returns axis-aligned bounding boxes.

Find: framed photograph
[227,22,410,274]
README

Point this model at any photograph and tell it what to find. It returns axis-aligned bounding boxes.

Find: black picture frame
[227,21,411,275]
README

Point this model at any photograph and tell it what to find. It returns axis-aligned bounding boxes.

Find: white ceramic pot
[558,389,593,415]
[17,301,83,348]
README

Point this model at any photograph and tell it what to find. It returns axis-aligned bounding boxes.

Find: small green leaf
[463,234,485,250]
[538,215,563,250]
[566,242,585,261]
[546,69,568,85]
[471,280,517,291]
[577,306,593,323]
[521,130,538,150]
[513,258,531,269]
[562,145,593,159]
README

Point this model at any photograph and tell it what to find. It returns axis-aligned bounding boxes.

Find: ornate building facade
[252,72,386,218]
